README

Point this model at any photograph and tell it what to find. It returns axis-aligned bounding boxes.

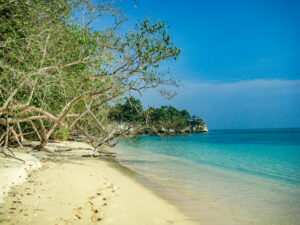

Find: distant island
[108,97,208,135]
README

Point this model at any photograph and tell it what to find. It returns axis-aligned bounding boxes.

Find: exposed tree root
[32,146,55,154]
[0,147,25,163]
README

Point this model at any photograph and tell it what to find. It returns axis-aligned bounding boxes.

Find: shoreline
[0,141,199,225]
[110,145,244,225]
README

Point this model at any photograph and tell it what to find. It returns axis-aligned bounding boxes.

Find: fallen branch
[0,147,25,163]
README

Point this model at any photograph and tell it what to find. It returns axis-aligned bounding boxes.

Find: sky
[117,0,300,129]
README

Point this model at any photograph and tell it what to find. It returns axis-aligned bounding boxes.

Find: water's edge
[107,129,300,225]
[103,155,243,225]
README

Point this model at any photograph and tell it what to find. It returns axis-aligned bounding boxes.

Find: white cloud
[179,79,300,97]
[139,79,300,129]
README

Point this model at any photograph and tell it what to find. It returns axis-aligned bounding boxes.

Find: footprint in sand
[73,207,82,212]
[87,196,95,200]
[91,214,102,222]
[91,208,98,213]
[74,214,81,219]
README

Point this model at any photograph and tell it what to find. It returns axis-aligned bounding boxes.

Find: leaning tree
[0,0,180,159]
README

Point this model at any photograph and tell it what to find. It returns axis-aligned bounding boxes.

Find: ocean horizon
[114,128,300,225]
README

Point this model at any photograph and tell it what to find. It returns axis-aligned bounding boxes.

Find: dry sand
[0,150,41,204]
[0,141,199,225]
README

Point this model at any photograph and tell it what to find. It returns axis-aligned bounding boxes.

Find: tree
[109,97,143,123]
[111,100,203,132]
[0,0,181,158]
[180,109,191,122]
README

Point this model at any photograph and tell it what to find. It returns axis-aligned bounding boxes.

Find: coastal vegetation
[109,97,207,133]
[0,0,203,160]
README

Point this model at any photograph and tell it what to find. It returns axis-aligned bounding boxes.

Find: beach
[2,129,299,225]
[114,130,300,225]
[0,141,198,225]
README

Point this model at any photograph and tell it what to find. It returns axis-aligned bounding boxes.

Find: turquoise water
[113,129,300,225]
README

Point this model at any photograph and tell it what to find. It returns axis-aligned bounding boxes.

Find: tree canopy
[109,97,205,131]
[0,0,182,158]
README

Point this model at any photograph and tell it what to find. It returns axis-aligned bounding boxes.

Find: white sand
[0,149,41,204]
[0,142,199,225]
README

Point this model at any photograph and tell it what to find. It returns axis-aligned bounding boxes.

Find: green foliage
[109,97,143,123]
[53,127,70,141]
[109,97,204,131]
[0,0,184,147]
[147,105,189,129]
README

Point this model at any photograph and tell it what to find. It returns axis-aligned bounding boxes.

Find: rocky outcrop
[108,121,208,136]
[191,123,208,133]
[156,123,208,135]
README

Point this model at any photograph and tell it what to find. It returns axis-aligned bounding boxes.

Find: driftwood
[81,153,116,158]
[55,147,93,152]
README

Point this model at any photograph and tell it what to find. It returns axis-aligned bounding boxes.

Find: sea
[112,128,300,225]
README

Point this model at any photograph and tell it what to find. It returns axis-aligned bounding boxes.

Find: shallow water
[113,129,300,225]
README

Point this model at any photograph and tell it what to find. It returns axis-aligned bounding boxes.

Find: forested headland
[109,97,207,134]
[0,0,205,159]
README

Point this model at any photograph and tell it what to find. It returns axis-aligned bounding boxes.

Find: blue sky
[118,0,300,129]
